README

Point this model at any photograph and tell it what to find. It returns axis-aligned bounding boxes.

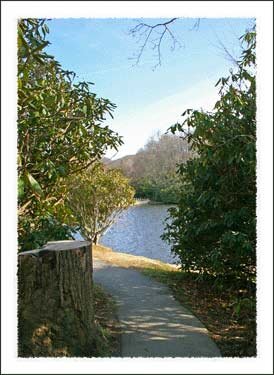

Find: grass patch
[93,244,256,357]
[93,244,178,272]
[93,284,121,357]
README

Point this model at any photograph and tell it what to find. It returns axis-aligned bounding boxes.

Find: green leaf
[82,105,87,115]
[32,41,49,53]
[33,54,47,65]
[18,178,25,199]
[26,172,44,197]
[57,166,66,176]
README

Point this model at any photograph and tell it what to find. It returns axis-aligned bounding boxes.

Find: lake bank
[133,198,150,206]
[93,243,179,272]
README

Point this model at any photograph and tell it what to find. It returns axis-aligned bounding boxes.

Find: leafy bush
[162,27,256,284]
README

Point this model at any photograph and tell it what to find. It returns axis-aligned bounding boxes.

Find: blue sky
[46,17,253,158]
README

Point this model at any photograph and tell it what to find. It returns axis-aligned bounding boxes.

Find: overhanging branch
[129,18,181,70]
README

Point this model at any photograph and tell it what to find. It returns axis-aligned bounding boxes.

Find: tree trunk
[18,240,95,357]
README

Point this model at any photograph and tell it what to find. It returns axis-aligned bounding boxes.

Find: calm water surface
[99,203,178,264]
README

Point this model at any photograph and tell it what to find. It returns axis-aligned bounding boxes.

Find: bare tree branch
[129,18,182,70]
[216,38,239,67]
[190,18,200,31]
[209,27,240,68]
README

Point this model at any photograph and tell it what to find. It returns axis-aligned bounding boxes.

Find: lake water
[99,203,178,264]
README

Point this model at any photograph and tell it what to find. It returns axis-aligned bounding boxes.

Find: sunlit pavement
[93,259,221,358]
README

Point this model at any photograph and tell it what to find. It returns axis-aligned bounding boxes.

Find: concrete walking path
[93,259,221,358]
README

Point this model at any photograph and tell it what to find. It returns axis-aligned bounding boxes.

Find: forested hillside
[106,133,192,203]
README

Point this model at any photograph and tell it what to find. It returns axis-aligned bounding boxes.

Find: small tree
[67,163,135,243]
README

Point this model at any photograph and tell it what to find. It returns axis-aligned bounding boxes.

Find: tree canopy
[67,163,135,243]
[162,27,256,284]
[18,19,123,250]
[131,133,191,203]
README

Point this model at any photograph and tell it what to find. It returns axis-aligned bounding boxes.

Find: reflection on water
[99,204,178,264]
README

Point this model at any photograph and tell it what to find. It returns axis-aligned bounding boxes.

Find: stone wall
[18,240,95,357]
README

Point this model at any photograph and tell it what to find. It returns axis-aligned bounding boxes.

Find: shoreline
[133,198,150,206]
[93,243,179,271]
[133,198,177,206]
